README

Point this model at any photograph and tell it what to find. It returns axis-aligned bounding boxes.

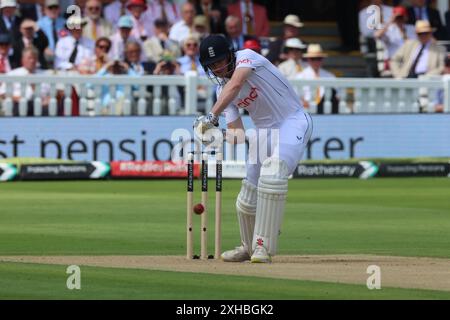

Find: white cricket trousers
[245,110,313,186]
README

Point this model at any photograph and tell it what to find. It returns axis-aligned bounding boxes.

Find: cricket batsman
[194,35,313,263]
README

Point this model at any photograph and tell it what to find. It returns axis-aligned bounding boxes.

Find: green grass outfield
[0,178,449,299]
[1,262,450,300]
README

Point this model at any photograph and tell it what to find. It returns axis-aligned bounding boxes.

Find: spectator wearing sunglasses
[83,0,113,42]
[177,34,208,111]
[78,37,112,74]
[296,44,339,114]
[177,35,204,76]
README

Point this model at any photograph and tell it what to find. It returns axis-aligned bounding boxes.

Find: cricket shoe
[221,245,251,262]
[250,245,272,263]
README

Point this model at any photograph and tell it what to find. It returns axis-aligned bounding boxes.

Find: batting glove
[193,112,220,144]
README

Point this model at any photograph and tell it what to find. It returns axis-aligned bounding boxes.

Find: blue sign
[0,114,449,161]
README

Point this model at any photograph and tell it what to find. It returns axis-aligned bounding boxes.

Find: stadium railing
[289,76,447,114]
[0,71,448,116]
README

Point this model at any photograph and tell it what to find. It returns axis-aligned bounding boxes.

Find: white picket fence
[0,71,448,116]
[289,76,448,114]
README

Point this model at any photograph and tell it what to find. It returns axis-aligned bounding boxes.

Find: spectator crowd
[0,0,276,115]
[0,0,448,115]
[0,0,275,76]
[359,0,448,80]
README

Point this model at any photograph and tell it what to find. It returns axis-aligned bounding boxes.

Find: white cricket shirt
[219,49,303,128]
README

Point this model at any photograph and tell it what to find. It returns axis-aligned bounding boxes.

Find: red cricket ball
[193,203,205,215]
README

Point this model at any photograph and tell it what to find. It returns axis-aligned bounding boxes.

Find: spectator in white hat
[297,44,339,114]
[55,15,95,70]
[0,0,21,36]
[283,14,304,37]
[277,38,307,79]
[266,14,304,65]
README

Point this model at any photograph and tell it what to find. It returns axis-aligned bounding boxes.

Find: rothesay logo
[208,47,215,58]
